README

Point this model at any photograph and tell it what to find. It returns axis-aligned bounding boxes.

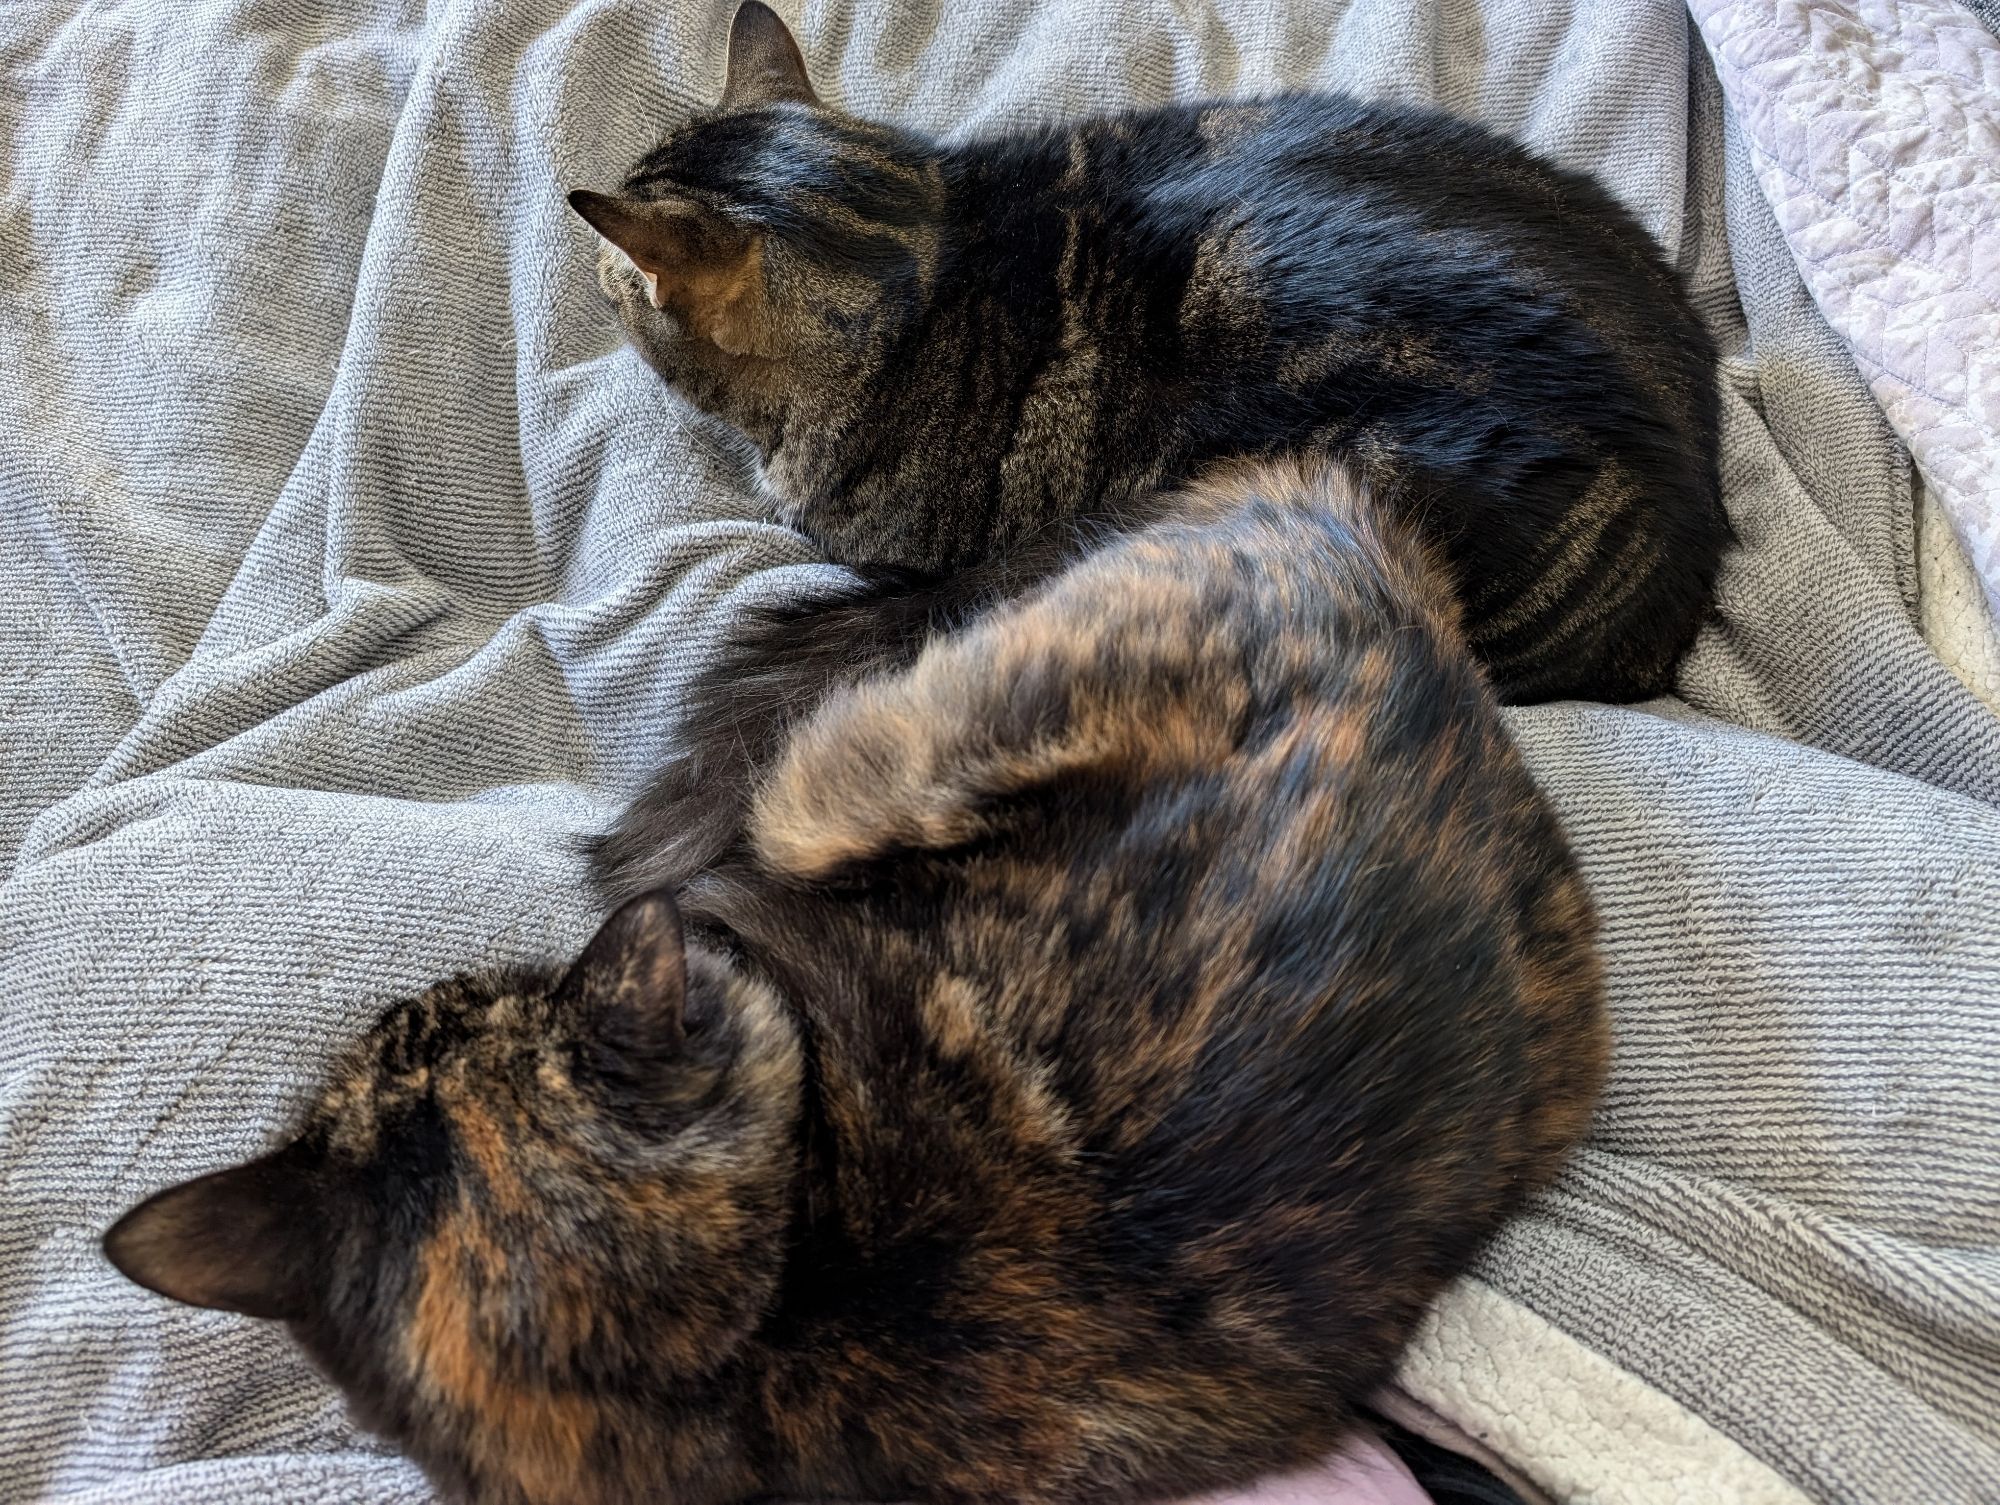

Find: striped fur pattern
[105,458,1608,1505]
[572,2,1727,708]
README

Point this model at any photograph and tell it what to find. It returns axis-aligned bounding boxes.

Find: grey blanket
[3,1,1997,1501]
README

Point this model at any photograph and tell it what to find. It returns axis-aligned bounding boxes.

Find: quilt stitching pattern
[1690,0,2000,620]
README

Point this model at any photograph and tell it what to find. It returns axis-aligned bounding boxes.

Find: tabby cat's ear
[567,191,765,354]
[722,2,819,110]
[102,1149,320,1321]
[558,892,688,1069]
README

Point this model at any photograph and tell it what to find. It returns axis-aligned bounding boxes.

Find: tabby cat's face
[571,3,942,453]
[104,895,803,1505]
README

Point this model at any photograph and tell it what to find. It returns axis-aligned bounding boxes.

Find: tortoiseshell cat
[575,1,1725,894]
[107,457,1608,1505]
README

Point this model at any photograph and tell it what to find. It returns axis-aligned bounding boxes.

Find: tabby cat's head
[103,894,803,1505]
[570,2,943,449]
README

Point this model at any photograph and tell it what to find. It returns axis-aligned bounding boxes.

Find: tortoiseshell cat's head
[569,2,941,458]
[104,895,801,1504]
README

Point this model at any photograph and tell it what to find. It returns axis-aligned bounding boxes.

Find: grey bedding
[3,1,1997,1501]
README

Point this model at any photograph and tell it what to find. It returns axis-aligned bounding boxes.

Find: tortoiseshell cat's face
[570,2,941,455]
[105,896,802,1505]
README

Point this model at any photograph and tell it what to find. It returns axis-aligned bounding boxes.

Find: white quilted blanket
[1691,0,2000,701]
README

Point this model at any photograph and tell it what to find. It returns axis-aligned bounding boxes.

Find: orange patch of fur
[439,1088,527,1214]
[407,1204,599,1504]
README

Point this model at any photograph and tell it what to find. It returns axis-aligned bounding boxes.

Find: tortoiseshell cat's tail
[587,455,1462,905]
[585,527,1091,902]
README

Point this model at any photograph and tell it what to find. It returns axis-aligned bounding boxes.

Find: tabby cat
[576,1,1725,895]
[107,457,1608,1505]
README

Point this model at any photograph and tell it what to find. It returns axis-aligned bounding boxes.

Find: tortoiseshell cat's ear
[102,1147,321,1321]
[722,1,818,111]
[558,891,689,1077]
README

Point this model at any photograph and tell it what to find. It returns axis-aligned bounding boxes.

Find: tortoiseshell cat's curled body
[107,459,1607,1505]
[572,2,1726,715]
